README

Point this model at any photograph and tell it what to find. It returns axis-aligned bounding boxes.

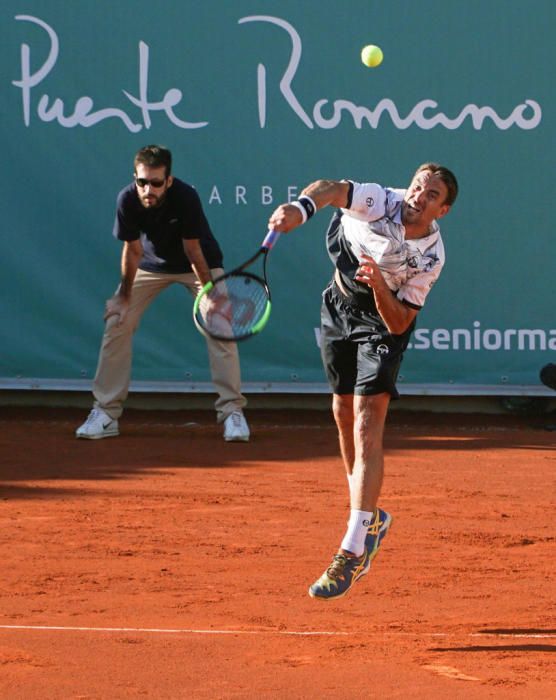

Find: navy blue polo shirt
[113,178,223,273]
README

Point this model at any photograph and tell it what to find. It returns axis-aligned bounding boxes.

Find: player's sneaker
[76,408,119,439]
[223,410,250,442]
[365,507,392,568]
[308,550,368,600]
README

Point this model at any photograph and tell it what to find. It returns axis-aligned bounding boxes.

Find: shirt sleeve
[112,189,139,241]
[341,182,387,222]
[179,187,213,240]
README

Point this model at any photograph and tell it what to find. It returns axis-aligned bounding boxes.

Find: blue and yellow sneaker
[308,550,369,600]
[365,507,392,568]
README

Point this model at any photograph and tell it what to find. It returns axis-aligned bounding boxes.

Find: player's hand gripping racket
[193,229,281,342]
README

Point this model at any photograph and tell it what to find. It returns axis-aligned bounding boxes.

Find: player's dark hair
[414,163,458,206]
[134,145,172,177]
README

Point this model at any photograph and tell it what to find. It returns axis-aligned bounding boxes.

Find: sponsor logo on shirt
[408,255,420,269]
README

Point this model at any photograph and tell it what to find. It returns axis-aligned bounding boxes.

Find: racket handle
[261,229,281,250]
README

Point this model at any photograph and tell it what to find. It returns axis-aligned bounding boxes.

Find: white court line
[0,625,554,639]
[0,625,347,637]
[469,633,556,639]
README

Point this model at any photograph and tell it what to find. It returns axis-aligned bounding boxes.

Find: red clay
[0,407,554,698]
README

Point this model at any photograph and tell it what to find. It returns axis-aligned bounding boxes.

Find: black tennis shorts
[320,282,413,398]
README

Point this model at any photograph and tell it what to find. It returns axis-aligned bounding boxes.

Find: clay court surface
[0,405,554,699]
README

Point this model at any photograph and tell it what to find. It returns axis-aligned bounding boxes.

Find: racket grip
[261,229,281,250]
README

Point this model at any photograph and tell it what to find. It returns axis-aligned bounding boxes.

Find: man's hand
[104,293,130,325]
[207,290,232,323]
[356,254,418,335]
[199,289,233,337]
[268,203,304,233]
[268,180,349,232]
[355,254,388,292]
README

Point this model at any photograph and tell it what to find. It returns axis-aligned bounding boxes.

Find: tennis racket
[193,229,281,342]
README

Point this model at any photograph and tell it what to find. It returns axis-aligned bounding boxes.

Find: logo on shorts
[376,344,390,355]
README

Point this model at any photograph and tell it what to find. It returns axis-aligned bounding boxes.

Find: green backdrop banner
[1,1,553,395]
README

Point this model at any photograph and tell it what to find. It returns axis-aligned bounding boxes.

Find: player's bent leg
[350,395,393,572]
[350,393,390,510]
[308,395,393,599]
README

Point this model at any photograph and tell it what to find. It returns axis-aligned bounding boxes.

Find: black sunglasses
[135,176,167,188]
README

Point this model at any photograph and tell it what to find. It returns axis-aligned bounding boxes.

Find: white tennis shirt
[340,182,445,309]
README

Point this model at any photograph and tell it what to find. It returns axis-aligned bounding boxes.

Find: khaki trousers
[92,268,246,422]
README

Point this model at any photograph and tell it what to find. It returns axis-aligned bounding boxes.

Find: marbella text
[206,185,301,206]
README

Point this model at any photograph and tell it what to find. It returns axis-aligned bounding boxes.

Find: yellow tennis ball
[361,44,383,68]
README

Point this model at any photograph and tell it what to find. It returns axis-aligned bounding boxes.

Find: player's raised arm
[268,180,350,233]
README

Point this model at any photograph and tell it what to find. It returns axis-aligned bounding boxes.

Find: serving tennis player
[269,163,458,599]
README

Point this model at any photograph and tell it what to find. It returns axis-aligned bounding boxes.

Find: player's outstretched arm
[268,180,350,233]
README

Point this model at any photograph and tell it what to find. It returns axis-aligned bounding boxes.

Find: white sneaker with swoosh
[76,408,119,439]
[223,410,250,442]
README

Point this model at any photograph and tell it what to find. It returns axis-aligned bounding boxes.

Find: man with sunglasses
[76,145,249,442]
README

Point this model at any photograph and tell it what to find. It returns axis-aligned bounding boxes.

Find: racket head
[193,271,272,342]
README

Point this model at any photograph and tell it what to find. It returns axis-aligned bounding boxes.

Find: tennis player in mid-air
[268,163,458,599]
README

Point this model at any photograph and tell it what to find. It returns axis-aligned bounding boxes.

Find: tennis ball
[361,44,383,68]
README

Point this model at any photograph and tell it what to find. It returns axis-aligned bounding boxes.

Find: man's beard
[141,192,166,209]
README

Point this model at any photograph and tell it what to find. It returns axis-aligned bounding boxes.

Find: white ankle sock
[340,509,374,557]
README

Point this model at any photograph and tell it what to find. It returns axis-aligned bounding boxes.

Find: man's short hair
[414,162,458,206]
[134,145,172,177]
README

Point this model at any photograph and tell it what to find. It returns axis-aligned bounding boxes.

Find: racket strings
[197,274,269,340]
